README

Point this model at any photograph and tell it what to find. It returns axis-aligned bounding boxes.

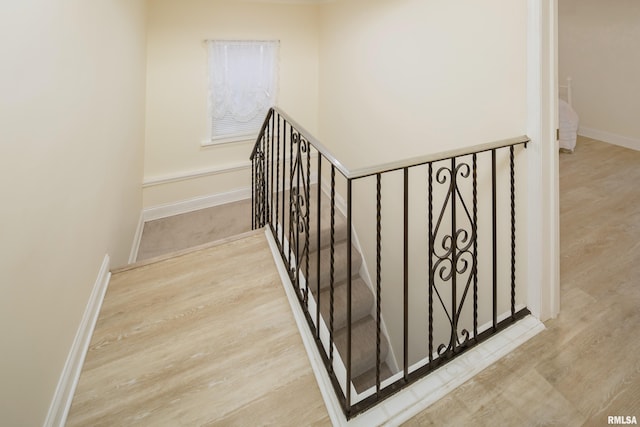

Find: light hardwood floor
[66,231,330,426]
[68,137,640,426]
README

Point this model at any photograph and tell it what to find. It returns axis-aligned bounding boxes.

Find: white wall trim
[142,161,251,188]
[128,211,145,264]
[578,126,640,152]
[44,255,111,427]
[143,187,252,222]
[526,0,560,322]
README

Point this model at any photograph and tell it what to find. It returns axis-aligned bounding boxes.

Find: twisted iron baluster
[288,124,294,274]
[450,157,457,354]
[376,173,382,394]
[329,165,336,370]
[251,155,255,230]
[428,162,433,364]
[472,153,478,340]
[403,167,409,380]
[304,139,311,306]
[492,149,497,330]
[281,117,286,248]
[275,114,280,241]
[265,114,270,226]
[510,146,516,319]
[316,156,322,339]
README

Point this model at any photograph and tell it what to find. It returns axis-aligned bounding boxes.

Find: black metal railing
[250,107,530,419]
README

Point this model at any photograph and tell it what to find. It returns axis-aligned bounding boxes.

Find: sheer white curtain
[207,40,279,142]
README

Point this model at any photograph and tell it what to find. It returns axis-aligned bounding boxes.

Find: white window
[206,40,279,145]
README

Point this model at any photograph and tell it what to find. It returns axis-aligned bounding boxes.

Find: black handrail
[250,107,530,420]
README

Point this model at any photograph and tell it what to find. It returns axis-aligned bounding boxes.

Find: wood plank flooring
[66,231,330,426]
[404,136,640,426]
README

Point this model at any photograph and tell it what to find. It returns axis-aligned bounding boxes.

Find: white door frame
[526,0,560,321]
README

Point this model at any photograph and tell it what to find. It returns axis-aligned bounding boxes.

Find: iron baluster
[492,149,497,331]
[275,113,280,248]
[346,179,353,414]
[427,162,434,364]
[304,136,311,306]
[316,156,322,339]
[510,146,516,319]
[472,153,478,340]
[281,116,286,249]
[403,167,409,381]
[265,113,270,226]
[251,153,255,230]
[451,157,457,355]
[376,173,382,394]
[329,165,336,371]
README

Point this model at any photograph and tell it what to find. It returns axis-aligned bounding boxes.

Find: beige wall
[144,0,320,207]
[559,0,640,142]
[0,0,147,425]
[317,0,530,364]
[318,0,528,171]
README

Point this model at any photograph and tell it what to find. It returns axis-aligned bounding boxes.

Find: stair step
[353,362,394,393]
[307,184,348,254]
[317,277,374,331]
[307,241,362,291]
[334,316,390,379]
[275,185,349,255]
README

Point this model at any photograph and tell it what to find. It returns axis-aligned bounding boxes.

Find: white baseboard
[44,255,111,427]
[578,126,640,151]
[142,187,252,222]
[128,211,145,264]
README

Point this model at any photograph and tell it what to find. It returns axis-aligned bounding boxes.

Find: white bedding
[559,98,579,152]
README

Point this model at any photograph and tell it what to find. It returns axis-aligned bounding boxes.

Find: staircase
[284,185,395,393]
[252,107,532,419]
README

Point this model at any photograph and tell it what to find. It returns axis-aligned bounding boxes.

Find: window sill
[201,134,257,147]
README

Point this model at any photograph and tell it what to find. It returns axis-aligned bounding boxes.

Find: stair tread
[278,185,349,254]
[307,241,362,291]
[316,277,374,331]
[334,315,390,379]
[353,362,394,393]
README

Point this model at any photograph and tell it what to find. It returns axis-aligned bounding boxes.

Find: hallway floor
[67,231,330,426]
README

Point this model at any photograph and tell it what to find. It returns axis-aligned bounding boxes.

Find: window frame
[203,39,279,147]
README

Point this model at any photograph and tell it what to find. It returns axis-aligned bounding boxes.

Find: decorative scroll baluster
[294,131,301,299]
